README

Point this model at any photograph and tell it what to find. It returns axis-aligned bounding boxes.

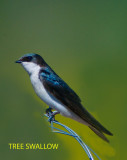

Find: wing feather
[39,67,113,137]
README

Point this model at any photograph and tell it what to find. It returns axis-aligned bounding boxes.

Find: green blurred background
[0,0,127,159]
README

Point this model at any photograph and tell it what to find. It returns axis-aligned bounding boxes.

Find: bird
[15,53,113,142]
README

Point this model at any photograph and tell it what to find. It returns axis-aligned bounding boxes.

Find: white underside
[22,62,88,126]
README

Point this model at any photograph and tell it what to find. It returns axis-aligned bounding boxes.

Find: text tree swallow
[16,53,113,142]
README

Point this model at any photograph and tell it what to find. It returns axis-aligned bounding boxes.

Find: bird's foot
[45,107,59,123]
[48,114,55,123]
[46,107,53,117]
[46,107,55,123]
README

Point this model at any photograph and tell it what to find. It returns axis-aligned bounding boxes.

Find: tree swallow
[15,53,113,142]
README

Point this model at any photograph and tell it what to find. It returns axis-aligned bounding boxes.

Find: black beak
[15,60,22,63]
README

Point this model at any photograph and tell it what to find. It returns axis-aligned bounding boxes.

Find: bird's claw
[46,107,52,115]
[46,107,59,123]
[48,115,55,123]
[46,107,55,123]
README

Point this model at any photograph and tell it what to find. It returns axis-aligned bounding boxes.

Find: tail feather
[95,122,113,136]
[88,114,113,136]
[89,125,110,143]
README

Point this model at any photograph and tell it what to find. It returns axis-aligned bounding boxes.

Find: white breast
[30,70,88,125]
[26,63,71,117]
[22,62,88,125]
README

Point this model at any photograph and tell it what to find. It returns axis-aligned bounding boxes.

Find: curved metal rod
[44,114,101,160]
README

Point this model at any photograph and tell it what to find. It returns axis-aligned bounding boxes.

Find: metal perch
[44,113,101,160]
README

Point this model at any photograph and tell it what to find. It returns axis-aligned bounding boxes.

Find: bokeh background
[0,0,127,159]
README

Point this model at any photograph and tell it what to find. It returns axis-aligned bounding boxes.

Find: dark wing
[39,67,113,140]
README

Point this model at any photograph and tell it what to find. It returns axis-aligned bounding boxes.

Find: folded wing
[39,67,113,142]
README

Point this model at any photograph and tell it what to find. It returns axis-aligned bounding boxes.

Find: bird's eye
[26,56,32,62]
[21,56,33,62]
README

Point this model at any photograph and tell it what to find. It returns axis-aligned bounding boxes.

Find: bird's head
[15,53,46,75]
